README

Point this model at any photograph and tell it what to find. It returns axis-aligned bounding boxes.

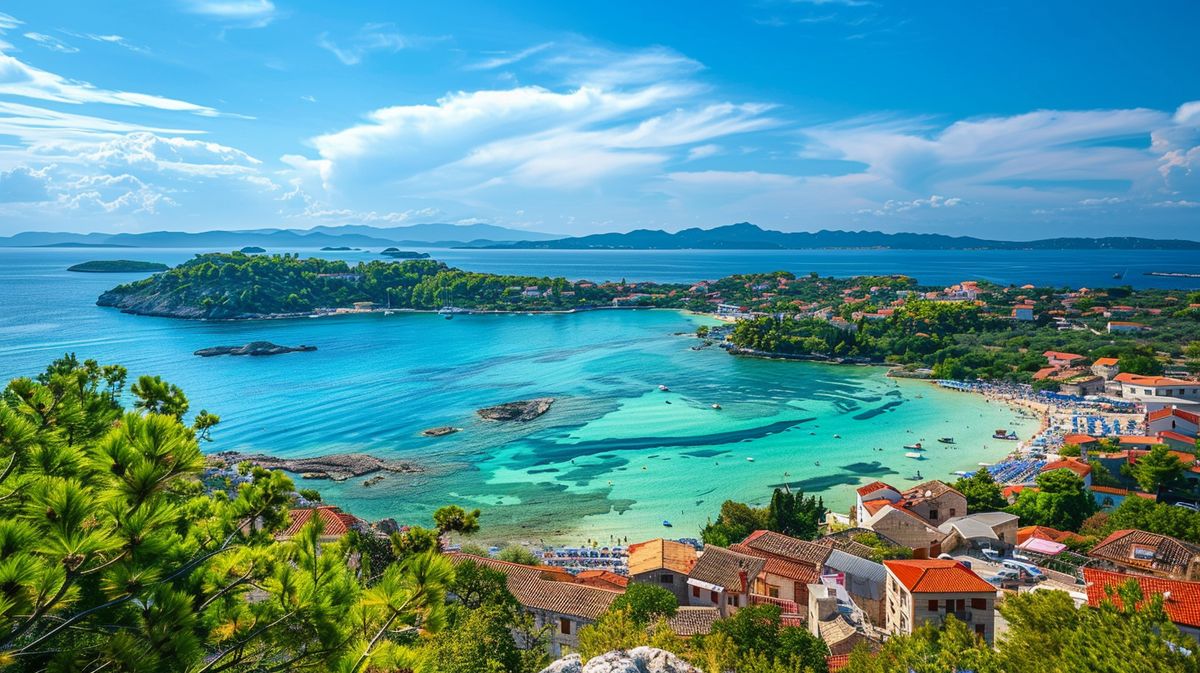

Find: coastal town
[183,271,1200,671]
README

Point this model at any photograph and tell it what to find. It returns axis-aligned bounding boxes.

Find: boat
[658,384,670,392]
[1113,268,1126,280]
[711,403,721,410]
[905,452,924,459]
[903,442,923,451]
[438,306,455,319]
[833,434,841,439]
[745,457,755,462]
[992,429,1018,440]
[662,520,673,528]
[908,470,924,480]
[938,437,955,444]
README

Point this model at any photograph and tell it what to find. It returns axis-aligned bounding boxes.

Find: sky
[0,1,1198,239]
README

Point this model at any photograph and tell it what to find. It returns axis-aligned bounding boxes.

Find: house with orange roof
[1043,350,1085,368]
[276,505,364,543]
[1088,530,1200,580]
[1083,568,1200,641]
[883,559,997,643]
[1016,525,1085,546]
[575,570,629,591]
[1088,484,1157,510]
[1040,458,1093,486]
[1147,407,1200,438]
[861,504,947,557]
[731,530,831,609]
[627,538,699,604]
[686,545,766,617]
[1114,373,1200,411]
[1091,357,1121,380]
[854,480,902,520]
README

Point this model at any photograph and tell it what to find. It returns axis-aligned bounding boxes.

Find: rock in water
[210,452,421,482]
[476,398,554,422]
[421,426,461,437]
[537,648,698,673]
[194,341,317,357]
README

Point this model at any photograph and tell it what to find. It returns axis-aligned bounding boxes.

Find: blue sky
[0,0,1197,238]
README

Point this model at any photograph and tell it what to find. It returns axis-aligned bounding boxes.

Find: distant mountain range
[0,223,560,249]
[475,222,1200,250]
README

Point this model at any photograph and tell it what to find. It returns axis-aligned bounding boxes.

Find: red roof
[1115,373,1198,387]
[1043,350,1084,361]
[883,559,994,594]
[575,570,630,589]
[1092,357,1120,367]
[856,480,896,498]
[1063,434,1099,445]
[1159,430,1197,444]
[1017,525,1084,545]
[1033,367,1058,381]
[280,506,359,539]
[826,654,851,672]
[1148,407,1200,425]
[1083,568,1200,628]
[1040,458,1092,478]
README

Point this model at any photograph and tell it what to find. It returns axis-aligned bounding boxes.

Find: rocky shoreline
[195,341,316,357]
[726,347,883,365]
[477,398,554,422]
[210,451,421,481]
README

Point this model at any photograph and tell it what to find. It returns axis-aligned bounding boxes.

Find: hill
[475,222,1200,250]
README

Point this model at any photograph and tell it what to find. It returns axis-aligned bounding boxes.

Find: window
[692,585,701,598]
[928,599,939,611]
[1131,546,1156,561]
[711,591,719,604]
[955,599,965,612]
[559,618,571,635]
[975,624,986,636]
[660,573,674,584]
[768,585,780,598]
[929,509,939,520]
[949,508,957,517]
[726,595,737,606]
[971,598,987,610]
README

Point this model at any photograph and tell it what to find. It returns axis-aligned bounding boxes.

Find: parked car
[988,569,1021,584]
[1011,550,1032,562]
[938,553,971,569]
[981,548,1003,562]
[1002,559,1045,582]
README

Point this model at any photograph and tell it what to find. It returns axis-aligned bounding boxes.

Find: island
[67,260,169,273]
[380,247,431,259]
[239,246,266,253]
[477,398,554,422]
[321,246,357,251]
[209,451,420,481]
[194,341,316,357]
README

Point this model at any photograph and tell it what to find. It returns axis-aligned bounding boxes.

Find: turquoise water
[0,248,1045,543]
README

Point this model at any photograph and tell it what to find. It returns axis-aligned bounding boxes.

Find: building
[860,504,946,557]
[897,481,967,526]
[1017,525,1085,547]
[730,530,830,609]
[575,570,629,591]
[1043,351,1085,368]
[1147,407,1200,438]
[627,538,699,604]
[450,554,621,657]
[854,481,902,520]
[883,559,997,644]
[1011,304,1035,321]
[1087,529,1200,580]
[276,505,364,542]
[808,583,874,655]
[1083,568,1200,641]
[937,512,1020,553]
[1114,373,1200,411]
[686,545,765,617]
[1039,458,1093,487]
[1107,321,1150,333]
[666,607,721,638]
[822,548,888,626]
[1091,357,1121,380]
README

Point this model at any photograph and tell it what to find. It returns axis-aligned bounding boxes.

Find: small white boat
[658,384,670,391]
[746,457,755,462]
[833,434,841,439]
[711,403,721,410]
[905,452,924,459]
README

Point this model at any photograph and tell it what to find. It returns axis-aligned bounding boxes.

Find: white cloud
[46,132,261,175]
[0,165,53,202]
[23,32,78,53]
[0,12,21,32]
[64,32,150,54]
[466,42,554,71]
[687,144,721,160]
[58,173,175,214]
[317,24,442,65]
[181,0,276,27]
[1151,199,1200,208]
[859,194,963,215]
[0,52,220,115]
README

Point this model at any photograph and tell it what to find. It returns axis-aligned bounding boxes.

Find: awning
[1018,537,1066,556]
[687,578,724,593]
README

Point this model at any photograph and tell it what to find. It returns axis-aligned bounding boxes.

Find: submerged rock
[476,398,554,422]
[211,452,421,482]
[194,341,316,357]
[421,426,461,437]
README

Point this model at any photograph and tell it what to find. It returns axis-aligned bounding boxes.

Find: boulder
[537,648,698,673]
[476,398,554,422]
[195,341,317,357]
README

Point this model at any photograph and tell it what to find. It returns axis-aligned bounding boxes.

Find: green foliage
[496,544,541,565]
[701,500,769,546]
[1100,496,1200,543]
[130,373,189,418]
[953,468,1008,512]
[391,525,442,560]
[1129,444,1186,493]
[434,505,482,536]
[609,583,678,625]
[842,617,994,673]
[578,608,649,661]
[766,488,826,540]
[709,604,829,671]
[1007,469,1098,531]
[298,487,323,502]
[1058,443,1082,458]
[848,532,913,561]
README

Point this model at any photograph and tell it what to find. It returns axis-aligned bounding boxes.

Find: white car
[1174,502,1200,512]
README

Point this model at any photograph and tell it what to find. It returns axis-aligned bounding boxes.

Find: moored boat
[658,384,670,391]
[905,452,924,459]
[938,437,955,444]
[903,442,923,450]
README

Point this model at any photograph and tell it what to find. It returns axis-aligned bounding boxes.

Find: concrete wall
[632,569,691,604]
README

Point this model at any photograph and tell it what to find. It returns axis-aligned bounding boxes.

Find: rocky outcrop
[421,426,461,437]
[538,648,699,673]
[194,341,317,357]
[211,452,421,482]
[476,398,554,422]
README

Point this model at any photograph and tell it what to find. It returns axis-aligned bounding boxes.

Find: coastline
[96,301,691,322]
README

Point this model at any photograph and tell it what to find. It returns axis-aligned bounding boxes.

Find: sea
[2,246,1196,544]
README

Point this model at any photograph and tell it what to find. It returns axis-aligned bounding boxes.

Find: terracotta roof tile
[742,530,832,566]
[827,654,851,672]
[730,543,821,584]
[689,545,766,591]
[1089,529,1200,577]
[1083,568,1200,628]
[1147,407,1200,425]
[1041,458,1092,478]
[856,480,895,497]
[450,554,621,620]
[883,559,994,594]
[279,506,360,539]
[628,538,698,576]
[667,607,720,636]
[575,570,629,589]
